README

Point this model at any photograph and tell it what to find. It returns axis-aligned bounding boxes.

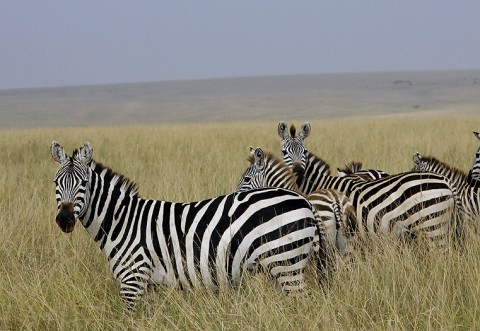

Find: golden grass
[1,116,480,329]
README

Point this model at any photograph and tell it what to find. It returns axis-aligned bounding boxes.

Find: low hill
[0,70,479,129]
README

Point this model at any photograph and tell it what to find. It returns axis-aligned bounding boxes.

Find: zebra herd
[50,122,480,310]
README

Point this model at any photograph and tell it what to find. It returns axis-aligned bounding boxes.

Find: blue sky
[1,1,479,89]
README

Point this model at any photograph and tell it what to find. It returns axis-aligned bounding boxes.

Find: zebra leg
[116,262,151,311]
[119,275,149,311]
[272,263,309,293]
[265,243,313,293]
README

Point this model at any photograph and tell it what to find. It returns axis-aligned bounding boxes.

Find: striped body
[278,122,457,245]
[51,141,316,310]
[236,148,356,255]
[413,152,480,222]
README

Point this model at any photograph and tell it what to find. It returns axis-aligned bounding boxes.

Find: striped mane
[74,149,139,198]
[420,155,468,183]
[338,161,363,175]
[289,124,296,137]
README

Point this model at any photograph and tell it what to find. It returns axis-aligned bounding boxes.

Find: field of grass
[1,116,480,329]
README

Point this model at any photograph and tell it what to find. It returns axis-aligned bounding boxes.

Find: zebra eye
[282,150,287,156]
[244,177,251,183]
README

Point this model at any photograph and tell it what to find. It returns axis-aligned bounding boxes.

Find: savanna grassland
[1,116,480,330]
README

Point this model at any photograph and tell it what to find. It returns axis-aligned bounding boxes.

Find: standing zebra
[337,161,390,181]
[51,141,317,310]
[468,131,480,184]
[236,147,356,256]
[277,121,457,245]
[412,152,480,223]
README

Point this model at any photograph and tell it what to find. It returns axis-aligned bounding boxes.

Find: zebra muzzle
[292,162,305,175]
[292,162,305,186]
[56,202,76,233]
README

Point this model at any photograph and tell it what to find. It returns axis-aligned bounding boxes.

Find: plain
[1,116,480,330]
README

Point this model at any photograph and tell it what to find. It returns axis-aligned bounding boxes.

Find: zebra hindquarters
[228,189,317,294]
[307,189,356,257]
[376,187,456,247]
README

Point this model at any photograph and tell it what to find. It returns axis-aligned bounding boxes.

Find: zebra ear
[299,122,311,140]
[473,131,480,141]
[278,121,289,139]
[51,141,67,163]
[78,141,93,164]
[249,146,255,155]
[413,151,422,166]
[253,148,265,168]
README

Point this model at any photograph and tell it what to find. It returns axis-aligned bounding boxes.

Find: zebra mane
[307,151,332,176]
[338,161,363,174]
[247,149,299,190]
[289,124,296,137]
[420,155,468,183]
[78,151,140,198]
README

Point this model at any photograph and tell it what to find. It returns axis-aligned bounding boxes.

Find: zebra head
[51,141,93,233]
[278,121,310,176]
[412,151,427,172]
[236,147,266,192]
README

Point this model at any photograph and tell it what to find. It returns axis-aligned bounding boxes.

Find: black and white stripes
[413,152,480,223]
[468,131,480,184]
[51,141,317,310]
[236,147,356,256]
[277,122,457,245]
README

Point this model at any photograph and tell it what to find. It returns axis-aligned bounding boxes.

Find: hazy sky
[1,1,479,89]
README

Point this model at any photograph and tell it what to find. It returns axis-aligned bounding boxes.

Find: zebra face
[278,121,310,174]
[51,141,93,233]
[236,147,266,192]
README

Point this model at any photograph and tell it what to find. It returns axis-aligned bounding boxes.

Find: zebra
[412,151,480,223]
[337,161,390,181]
[236,147,356,256]
[468,131,480,184]
[51,141,317,310]
[277,121,457,245]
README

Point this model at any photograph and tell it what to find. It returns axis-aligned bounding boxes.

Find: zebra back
[337,161,390,181]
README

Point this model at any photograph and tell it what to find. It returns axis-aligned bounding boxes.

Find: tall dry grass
[1,116,480,329]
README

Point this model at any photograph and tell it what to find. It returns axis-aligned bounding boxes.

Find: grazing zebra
[468,131,480,184]
[337,161,390,181]
[51,141,317,310]
[277,121,457,245]
[412,152,480,223]
[236,147,356,256]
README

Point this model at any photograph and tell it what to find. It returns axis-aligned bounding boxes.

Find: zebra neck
[421,158,468,190]
[297,152,333,194]
[265,158,298,192]
[79,160,142,249]
[470,149,480,183]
